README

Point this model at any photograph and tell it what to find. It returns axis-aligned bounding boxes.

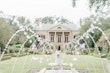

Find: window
[50,35,54,42]
[58,35,61,42]
[39,35,45,39]
[65,35,68,43]
[57,27,62,29]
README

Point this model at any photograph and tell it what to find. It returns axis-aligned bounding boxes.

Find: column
[48,32,50,42]
[69,31,72,42]
[55,32,56,42]
[62,32,64,43]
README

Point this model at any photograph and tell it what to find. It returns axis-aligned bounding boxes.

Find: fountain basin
[27,68,88,73]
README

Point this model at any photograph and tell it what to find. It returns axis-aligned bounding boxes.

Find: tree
[99,17,110,31]
[35,16,73,24]
[72,0,110,12]
[0,17,15,51]
[80,15,102,48]
[80,15,96,34]
[17,16,31,26]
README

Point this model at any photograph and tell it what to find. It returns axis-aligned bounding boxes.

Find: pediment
[49,24,70,31]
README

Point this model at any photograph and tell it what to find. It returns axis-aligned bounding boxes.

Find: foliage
[101,53,107,58]
[0,17,16,53]
[1,56,11,61]
[24,40,33,48]
[83,50,89,55]
[66,50,73,55]
[107,57,110,60]
[0,42,5,53]
[0,18,15,44]
[98,17,110,31]
[9,44,23,53]
[35,16,73,24]
[72,0,110,12]
[10,53,27,57]
[79,16,110,48]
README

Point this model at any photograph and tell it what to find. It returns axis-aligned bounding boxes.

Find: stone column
[69,31,72,42]
[55,32,56,42]
[48,32,50,42]
[62,32,64,43]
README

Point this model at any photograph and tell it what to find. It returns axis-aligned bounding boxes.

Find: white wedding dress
[55,51,62,65]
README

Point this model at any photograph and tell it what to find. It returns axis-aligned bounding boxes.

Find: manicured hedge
[1,56,11,61]
[10,53,27,57]
[3,54,10,56]
[101,54,107,58]
[107,57,110,60]
[66,50,73,55]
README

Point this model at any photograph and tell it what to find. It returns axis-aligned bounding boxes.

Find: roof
[34,23,79,31]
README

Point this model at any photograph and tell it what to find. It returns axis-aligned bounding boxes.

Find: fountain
[66,24,110,73]
[0,17,110,73]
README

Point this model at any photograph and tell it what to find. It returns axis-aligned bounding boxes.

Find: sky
[0,0,92,26]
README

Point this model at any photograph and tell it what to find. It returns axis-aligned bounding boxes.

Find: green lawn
[0,53,109,73]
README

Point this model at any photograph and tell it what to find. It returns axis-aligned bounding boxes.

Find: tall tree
[17,16,31,26]
[72,0,110,12]
[80,15,102,47]
[35,16,73,24]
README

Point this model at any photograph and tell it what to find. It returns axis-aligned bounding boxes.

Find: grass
[0,53,110,73]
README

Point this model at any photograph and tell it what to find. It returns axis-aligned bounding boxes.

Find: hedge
[1,56,11,61]
[107,57,110,60]
[10,53,27,57]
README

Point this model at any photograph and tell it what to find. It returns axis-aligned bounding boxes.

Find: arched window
[57,27,62,29]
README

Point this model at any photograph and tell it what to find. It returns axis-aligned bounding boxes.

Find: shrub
[92,53,107,58]
[10,53,17,57]
[24,40,32,48]
[1,56,11,61]
[10,53,27,57]
[107,57,110,60]
[16,44,21,48]
[29,51,34,54]
[3,54,10,56]
[0,42,5,53]
[66,50,73,55]
[9,45,20,53]
[9,48,14,53]
[83,50,89,55]
[101,53,107,58]
[14,48,19,53]
[19,53,27,57]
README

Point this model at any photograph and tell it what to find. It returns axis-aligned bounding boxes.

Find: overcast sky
[0,0,92,25]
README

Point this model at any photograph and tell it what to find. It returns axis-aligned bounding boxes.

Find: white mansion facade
[35,24,79,48]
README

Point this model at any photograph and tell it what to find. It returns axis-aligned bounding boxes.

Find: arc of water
[11,33,37,73]
[91,26,110,46]
[80,36,90,72]
[67,40,85,69]
[0,23,36,61]
[0,29,25,61]
[75,36,93,72]
[26,40,44,70]
[20,36,55,73]
[73,36,96,73]
[85,32,106,73]
[20,37,37,73]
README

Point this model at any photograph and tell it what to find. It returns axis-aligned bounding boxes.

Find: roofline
[48,24,72,30]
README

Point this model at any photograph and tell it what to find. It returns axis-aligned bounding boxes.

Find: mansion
[35,24,79,48]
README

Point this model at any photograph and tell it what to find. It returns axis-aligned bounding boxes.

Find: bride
[55,46,62,65]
